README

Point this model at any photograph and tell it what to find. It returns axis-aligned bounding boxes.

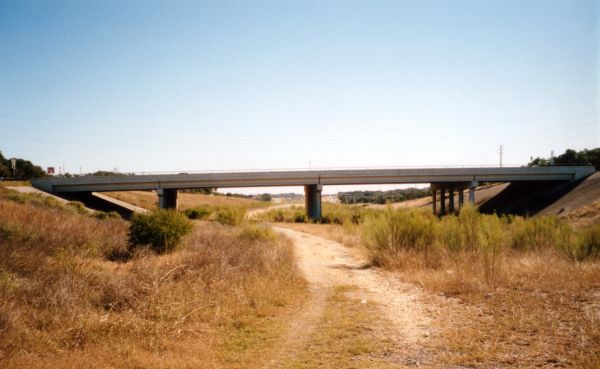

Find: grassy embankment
[0,187,305,368]
[105,190,270,212]
[264,204,600,368]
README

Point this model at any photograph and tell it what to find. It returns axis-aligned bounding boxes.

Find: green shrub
[293,210,307,223]
[362,207,436,254]
[239,223,276,241]
[129,210,193,254]
[575,224,600,260]
[66,201,87,214]
[212,206,246,226]
[93,211,122,220]
[184,205,213,220]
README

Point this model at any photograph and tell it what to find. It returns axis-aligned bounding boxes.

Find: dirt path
[264,226,435,368]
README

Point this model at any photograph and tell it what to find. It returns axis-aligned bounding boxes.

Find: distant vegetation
[529,147,600,169]
[183,204,248,226]
[0,150,46,180]
[337,187,431,204]
[257,203,377,225]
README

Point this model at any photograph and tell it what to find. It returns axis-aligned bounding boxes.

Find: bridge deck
[31,166,595,193]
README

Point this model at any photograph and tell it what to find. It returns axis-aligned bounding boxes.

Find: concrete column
[458,188,464,209]
[158,188,178,210]
[440,187,446,215]
[448,186,455,214]
[468,181,478,205]
[304,184,322,221]
[431,186,437,215]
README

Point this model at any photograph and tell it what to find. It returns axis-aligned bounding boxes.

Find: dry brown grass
[281,285,396,369]
[284,207,600,368]
[0,180,31,187]
[275,222,362,250]
[0,188,305,368]
[564,199,600,228]
[414,253,600,368]
[105,190,269,211]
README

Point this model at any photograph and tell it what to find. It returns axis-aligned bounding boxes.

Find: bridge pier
[469,181,478,205]
[448,186,455,214]
[431,185,437,215]
[158,188,178,210]
[433,182,474,215]
[304,184,322,221]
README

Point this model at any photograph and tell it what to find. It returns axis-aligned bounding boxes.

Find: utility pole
[10,158,16,180]
[498,145,504,167]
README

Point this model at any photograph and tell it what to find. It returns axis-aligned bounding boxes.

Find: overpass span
[31,166,596,219]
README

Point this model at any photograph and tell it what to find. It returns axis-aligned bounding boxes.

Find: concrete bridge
[31,166,595,219]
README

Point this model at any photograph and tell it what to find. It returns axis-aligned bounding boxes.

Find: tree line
[0,151,46,180]
[337,187,431,204]
[529,148,600,170]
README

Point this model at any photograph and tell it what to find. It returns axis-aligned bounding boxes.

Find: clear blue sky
[0,1,598,193]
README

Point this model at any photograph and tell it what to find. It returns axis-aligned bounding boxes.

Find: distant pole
[550,150,555,166]
[10,158,16,180]
[498,145,504,167]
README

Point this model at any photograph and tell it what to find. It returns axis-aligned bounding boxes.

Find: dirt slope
[539,171,600,226]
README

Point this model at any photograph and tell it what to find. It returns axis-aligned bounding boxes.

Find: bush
[212,206,246,226]
[129,210,193,254]
[66,201,88,214]
[576,224,600,260]
[239,223,276,241]
[93,211,122,220]
[184,205,213,220]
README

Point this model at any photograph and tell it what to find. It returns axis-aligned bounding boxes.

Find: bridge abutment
[158,188,178,210]
[304,184,322,221]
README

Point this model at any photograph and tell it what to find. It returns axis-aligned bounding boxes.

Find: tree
[0,151,46,180]
[529,148,600,170]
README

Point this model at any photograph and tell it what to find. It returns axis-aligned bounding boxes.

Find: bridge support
[448,186,455,214]
[469,181,478,205]
[304,184,322,221]
[158,188,178,210]
[440,187,446,215]
[433,182,473,215]
[431,185,437,215]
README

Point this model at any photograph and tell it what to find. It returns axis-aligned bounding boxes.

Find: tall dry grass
[358,205,600,367]
[362,206,599,284]
[0,188,305,368]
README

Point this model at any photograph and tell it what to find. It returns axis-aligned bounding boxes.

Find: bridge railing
[109,164,533,176]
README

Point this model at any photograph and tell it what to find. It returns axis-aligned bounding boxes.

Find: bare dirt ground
[264,227,440,368]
